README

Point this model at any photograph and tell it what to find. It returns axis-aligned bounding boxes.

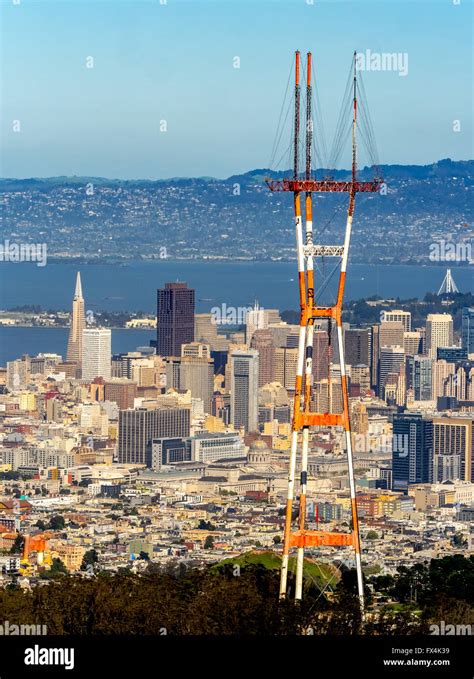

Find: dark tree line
[0,556,472,635]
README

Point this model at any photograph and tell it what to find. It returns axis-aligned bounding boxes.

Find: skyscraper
[379,345,405,397]
[403,331,422,357]
[344,328,370,367]
[406,355,433,401]
[82,328,111,380]
[103,379,137,410]
[66,272,86,375]
[230,349,259,432]
[176,342,214,412]
[392,412,433,492]
[433,416,473,483]
[156,282,195,357]
[381,310,412,332]
[379,321,405,349]
[194,313,218,345]
[118,406,190,464]
[462,307,474,354]
[426,313,453,359]
[250,329,274,386]
[312,330,330,381]
[273,347,298,390]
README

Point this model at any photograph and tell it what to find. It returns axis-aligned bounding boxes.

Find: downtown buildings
[0,270,473,583]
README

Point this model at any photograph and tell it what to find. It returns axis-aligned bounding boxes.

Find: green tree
[204,536,214,550]
[81,549,99,571]
[41,558,68,579]
[10,534,24,555]
[49,515,65,531]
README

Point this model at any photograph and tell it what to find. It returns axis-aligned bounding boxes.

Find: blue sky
[1,0,472,178]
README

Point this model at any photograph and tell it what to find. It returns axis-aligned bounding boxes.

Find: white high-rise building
[230,349,259,432]
[245,302,268,345]
[381,310,412,332]
[82,328,111,380]
[426,314,454,359]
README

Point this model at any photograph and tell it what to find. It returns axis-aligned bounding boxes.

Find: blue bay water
[0,260,472,365]
[0,328,153,367]
[1,260,473,312]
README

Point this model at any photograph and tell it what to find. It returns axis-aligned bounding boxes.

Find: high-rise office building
[403,331,422,357]
[66,272,86,374]
[433,416,473,483]
[432,359,456,400]
[392,412,433,492]
[379,321,405,349]
[250,329,274,386]
[230,349,259,432]
[82,328,111,380]
[268,323,299,349]
[156,282,195,357]
[311,379,343,414]
[426,313,453,358]
[406,355,433,401]
[118,406,190,464]
[462,307,474,354]
[312,330,330,381]
[350,364,371,395]
[273,347,298,390]
[194,313,218,345]
[379,346,405,397]
[371,324,379,389]
[381,310,412,332]
[437,347,468,363]
[103,378,137,410]
[344,328,370,367]
[179,343,214,413]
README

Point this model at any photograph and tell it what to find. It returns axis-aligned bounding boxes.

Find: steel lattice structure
[266,51,383,608]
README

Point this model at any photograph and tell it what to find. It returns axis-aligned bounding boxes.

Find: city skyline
[0,0,472,661]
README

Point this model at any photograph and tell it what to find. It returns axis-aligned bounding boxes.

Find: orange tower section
[266,51,383,607]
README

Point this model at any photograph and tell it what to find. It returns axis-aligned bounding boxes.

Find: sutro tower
[266,51,383,608]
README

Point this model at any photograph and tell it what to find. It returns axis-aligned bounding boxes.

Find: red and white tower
[266,51,383,608]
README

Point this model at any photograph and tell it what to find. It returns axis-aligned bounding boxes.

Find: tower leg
[295,426,309,600]
[280,182,306,599]
[336,321,364,609]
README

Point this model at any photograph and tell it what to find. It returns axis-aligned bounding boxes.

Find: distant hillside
[1,159,472,264]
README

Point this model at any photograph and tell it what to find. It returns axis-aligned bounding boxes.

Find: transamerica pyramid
[66,272,86,375]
